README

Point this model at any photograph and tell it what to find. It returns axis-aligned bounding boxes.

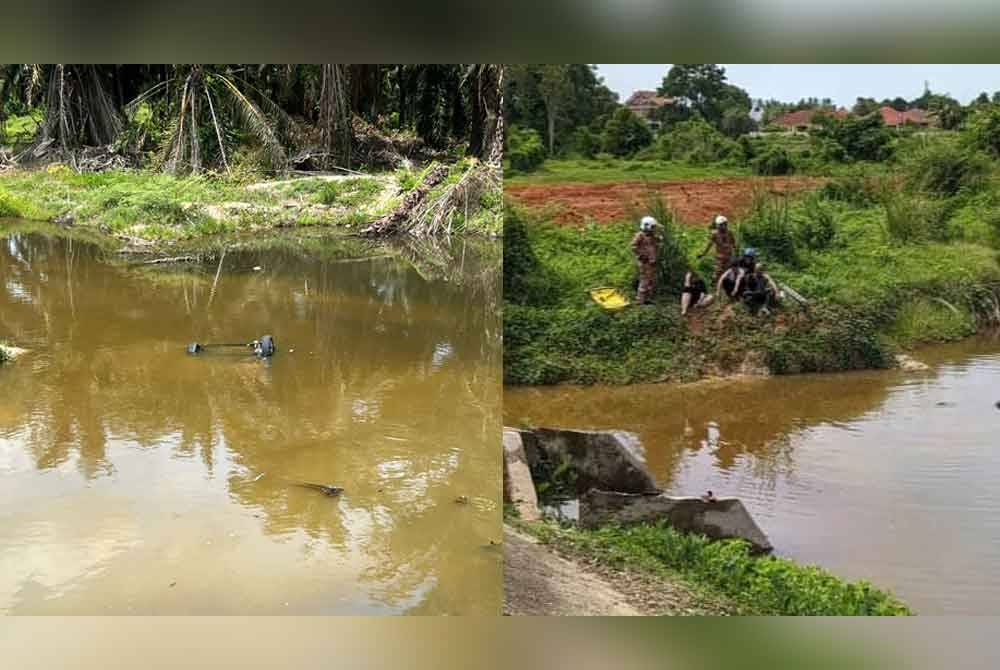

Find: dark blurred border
[3,618,1000,669]
[4,2,1000,61]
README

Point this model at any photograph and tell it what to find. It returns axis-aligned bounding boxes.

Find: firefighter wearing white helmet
[698,213,736,282]
[631,215,659,304]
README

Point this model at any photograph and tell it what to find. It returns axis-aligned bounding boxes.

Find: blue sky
[596,64,1000,107]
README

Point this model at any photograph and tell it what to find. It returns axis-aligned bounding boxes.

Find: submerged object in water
[588,286,630,311]
[186,334,277,358]
[292,481,344,497]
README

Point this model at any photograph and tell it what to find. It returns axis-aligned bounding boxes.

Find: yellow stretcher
[588,286,630,311]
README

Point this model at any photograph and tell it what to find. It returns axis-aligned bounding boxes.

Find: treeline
[505,63,1000,178]
[0,64,502,173]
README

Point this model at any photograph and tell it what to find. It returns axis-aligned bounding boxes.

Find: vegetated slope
[503,167,1000,385]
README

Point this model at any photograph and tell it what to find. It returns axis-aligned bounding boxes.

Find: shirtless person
[698,215,737,282]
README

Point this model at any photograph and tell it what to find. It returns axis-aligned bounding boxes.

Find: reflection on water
[505,336,1000,614]
[0,223,500,614]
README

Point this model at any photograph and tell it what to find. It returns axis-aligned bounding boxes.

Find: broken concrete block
[503,429,541,521]
[521,428,659,495]
[579,489,773,554]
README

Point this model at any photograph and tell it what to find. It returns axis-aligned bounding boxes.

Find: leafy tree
[812,113,893,162]
[659,64,729,126]
[600,107,652,157]
[656,117,737,164]
[964,105,1000,157]
[506,125,546,172]
[504,64,617,156]
[852,97,880,116]
[720,106,756,138]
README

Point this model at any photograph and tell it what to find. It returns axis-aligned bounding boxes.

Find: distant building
[624,90,675,131]
[750,103,764,124]
[878,106,933,128]
[773,108,849,132]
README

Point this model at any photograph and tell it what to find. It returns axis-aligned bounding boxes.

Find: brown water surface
[505,337,1000,614]
[0,222,500,614]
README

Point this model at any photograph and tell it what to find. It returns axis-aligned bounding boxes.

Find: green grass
[315,177,383,207]
[518,520,911,616]
[503,181,1000,384]
[0,167,401,242]
[505,158,749,185]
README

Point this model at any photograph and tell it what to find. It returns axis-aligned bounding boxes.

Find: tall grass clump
[738,191,799,266]
[904,142,989,197]
[881,191,957,243]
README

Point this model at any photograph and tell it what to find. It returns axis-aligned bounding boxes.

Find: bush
[820,167,884,208]
[738,191,799,266]
[315,177,381,207]
[964,105,1000,157]
[882,192,957,243]
[656,117,738,165]
[904,142,989,197]
[796,193,837,251]
[507,125,546,173]
[812,113,894,162]
[0,190,26,218]
[751,145,794,175]
[534,522,911,616]
[600,107,653,157]
[572,127,599,159]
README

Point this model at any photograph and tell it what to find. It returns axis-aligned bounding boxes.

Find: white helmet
[640,216,657,232]
[715,215,729,227]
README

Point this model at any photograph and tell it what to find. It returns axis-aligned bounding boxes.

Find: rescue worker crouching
[631,216,659,304]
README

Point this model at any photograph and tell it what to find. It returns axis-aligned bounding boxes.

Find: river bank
[506,335,1000,614]
[503,180,1000,385]
[0,160,501,245]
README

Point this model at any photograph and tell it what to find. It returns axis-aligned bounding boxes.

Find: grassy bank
[513,518,911,616]
[504,172,1000,384]
[505,157,749,185]
[0,160,500,243]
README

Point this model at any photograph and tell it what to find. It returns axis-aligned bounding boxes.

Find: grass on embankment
[504,157,749,186]
[514,519,911,616]
[0,159,501,242]
[503,185,1000,385]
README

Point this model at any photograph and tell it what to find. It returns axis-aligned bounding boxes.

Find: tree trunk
[319,64,352,169]
[360,164,449,237]
[546,100,556,156]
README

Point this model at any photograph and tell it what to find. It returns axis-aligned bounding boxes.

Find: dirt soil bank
[505,176,824,226]
[503,525,735,616]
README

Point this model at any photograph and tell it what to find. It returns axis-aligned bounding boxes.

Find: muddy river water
[506,337,1000,614]
[0,223,500,614]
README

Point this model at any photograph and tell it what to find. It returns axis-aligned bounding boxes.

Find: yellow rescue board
[588,286,630,311]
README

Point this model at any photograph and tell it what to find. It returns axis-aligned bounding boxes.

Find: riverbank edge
[506,515,912,616]
[503,197,1000,386]
[0,161,501,245]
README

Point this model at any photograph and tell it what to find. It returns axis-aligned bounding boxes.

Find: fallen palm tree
[360,163,449,236]
[361,160,500,237]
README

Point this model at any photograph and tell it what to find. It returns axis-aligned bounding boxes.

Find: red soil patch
[505,176,825,227]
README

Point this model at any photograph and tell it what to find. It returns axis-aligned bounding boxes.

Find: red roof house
[773,108,849,131]
[878,106,932,127]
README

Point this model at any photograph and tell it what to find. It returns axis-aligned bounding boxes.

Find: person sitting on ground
[698,215,736,283]
[738,262,781,314]
[630,215,659,304]
[717,261,743,300]
[716,247,758,300]
[681,270,714,316]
